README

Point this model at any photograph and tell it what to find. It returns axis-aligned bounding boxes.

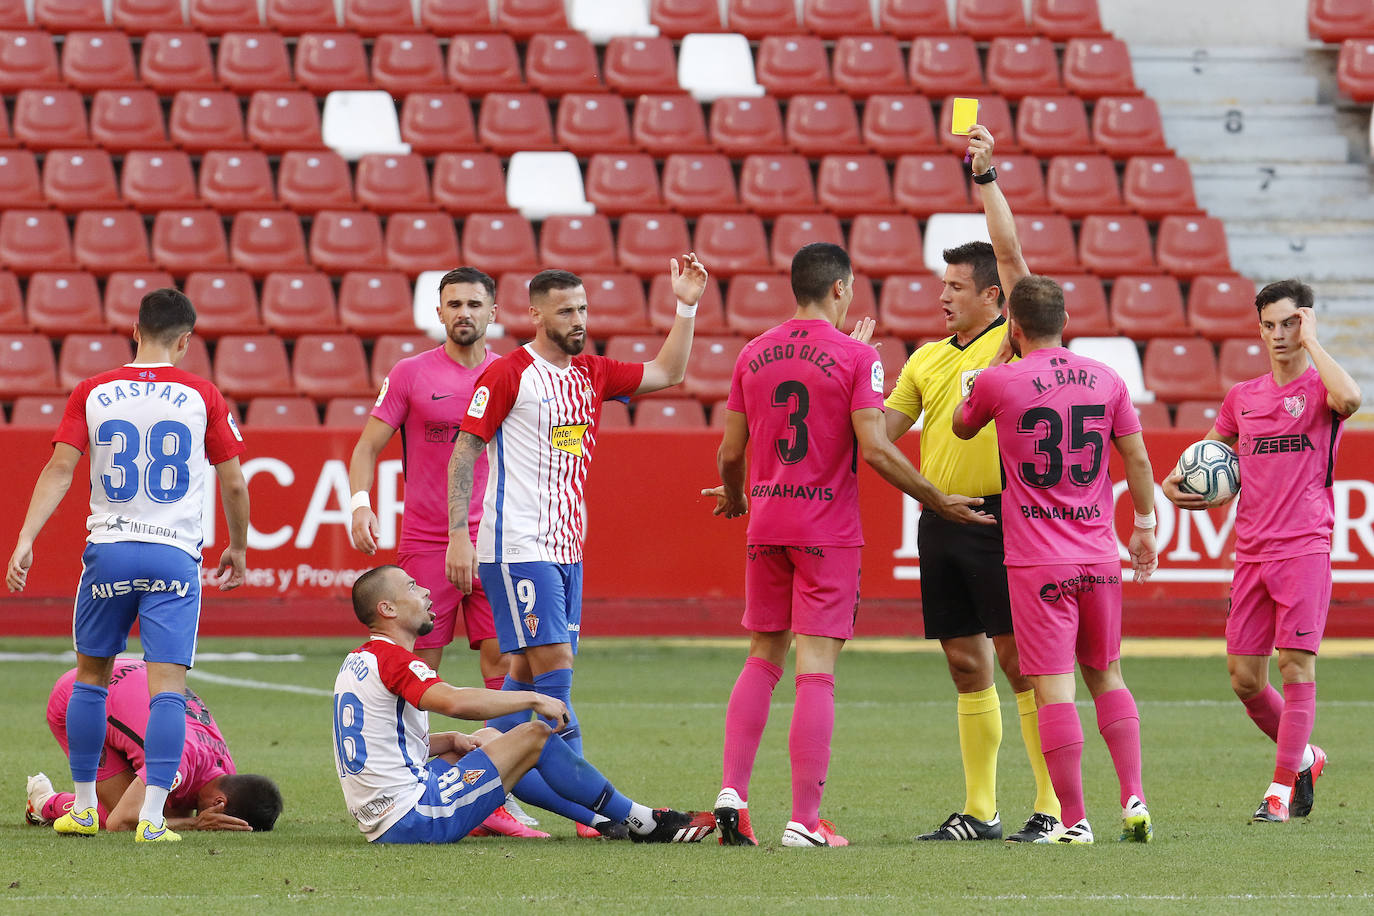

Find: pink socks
[1242,684,1283,742]
[1037,702,1086,827]
[721,656,783,800]
[1275,682,1316,786]
[789,673,835,832]
[1094,688,1145,807]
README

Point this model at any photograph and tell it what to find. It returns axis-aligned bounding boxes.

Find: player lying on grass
[334,565,716,844]
[27,659,282,834]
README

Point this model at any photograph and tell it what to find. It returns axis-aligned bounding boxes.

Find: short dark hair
[942,241,1003,304]
[137,288,196,344]
[438,266,495,301]
[790,242,851,304]
[218,773,283,832]
[351,565,401,627]
[1008,275,1066,340]
[528,269,583,301]
[1255,278,1313,315]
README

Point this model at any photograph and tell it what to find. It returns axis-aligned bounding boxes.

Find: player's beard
[548,326,586,356]
[448,322,484,347]
[417,618,435,637]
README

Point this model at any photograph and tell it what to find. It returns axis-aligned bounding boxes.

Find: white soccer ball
[1176,439,1240,506]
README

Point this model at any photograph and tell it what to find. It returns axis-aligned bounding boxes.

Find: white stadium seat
[322,90,410,160]
[1068,336,1153,403]
[678,33,764,102]
[505,151,596,220]
[570,0,659,44]
[921,213,991,276]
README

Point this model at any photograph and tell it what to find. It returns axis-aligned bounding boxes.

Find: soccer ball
[1175,439,1240,505]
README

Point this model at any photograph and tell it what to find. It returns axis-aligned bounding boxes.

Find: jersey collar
[947,314,1006,352]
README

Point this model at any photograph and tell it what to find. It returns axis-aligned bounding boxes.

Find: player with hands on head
[6,287,249,844]
[704,243,991,849]
[1163,279,1360,824]
[333,565,715,844]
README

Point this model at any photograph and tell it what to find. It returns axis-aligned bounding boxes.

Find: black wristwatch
[972,166,998,184]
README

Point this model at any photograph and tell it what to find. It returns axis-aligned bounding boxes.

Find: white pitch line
[188,669,331,697]
[0,651,305,663]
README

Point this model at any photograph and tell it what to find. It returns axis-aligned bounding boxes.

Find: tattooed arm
[445,431,486,593]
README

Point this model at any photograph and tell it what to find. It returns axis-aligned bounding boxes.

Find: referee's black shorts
[917,493,1013,639]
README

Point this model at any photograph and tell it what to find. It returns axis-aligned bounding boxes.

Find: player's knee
[1229,669,1264,699]
[510,719,553,745]
[218,773,284,831]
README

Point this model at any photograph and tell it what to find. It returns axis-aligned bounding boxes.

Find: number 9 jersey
[55,364,244,561]
[726,318,886,546]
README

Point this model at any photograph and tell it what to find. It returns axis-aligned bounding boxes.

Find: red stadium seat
[246,91,324,152]
[1032,0,1107,38]
[938,95,1017,154]
[309,210,386,273]
[338,270,416,334]
[0,271,25,331]
[26,271,102,335]
[1014,214,1079,273]
[909,35,984,96]
[955,0,1030,38]
[1337,38,1374,101]
[73,210,153,274]
[0,104,13,147]
[151,210,230,275]
[433,152,512,213]
[729,0,802,38]
[214,333,293,400]
[217,31,294,94]
[42,149,118,211]
[103,270,174,331]
[447,33,523,94]
[872,333,907,395]
[372,33,447,94]
[399,92,479,155]
[582,272,651,336]
[1173,399,1220,431]
[420,0,494,32]
[0,31,61,92]
[849,214,923,276]
[1093,96,1170,157]
[1309,0,1374,42]
[526,31,603,95]
[229,209,309,276]
[1062,37,1138,99]
[37,0,104,28]
[786,94,864,156]
[1187,274,1257,341]
[633,93,711,155]
[604,36,679,95]
[648,272,726,332]
[1218,338,1269,389]
[265,0,338,32]
[538,214,617,273]
[693,213,770,277]
[682,335,746,402]
[599,399,632,428]
[1156,215,1231,278]
[189,0,260,32]
[61,30,138,91]
[295,32,373,93]
[1045,154,1126,216]
[461,213,539,274]
[832,35,907,97]
[987,154,1050,213]
[0,210,75,273]
[710,96,787,156]
[1109,275,1187,338]
[817,154,897,216]
[649,0,723,37]
[196,149,275,212]
[477,91,556,154]
[495,0,568,38]
[277,149,354,212]
[771,212,843,269]
[1050,273,1114,338]
[10,395,69,425]
[1143,337,1223,403]
[602,334,661,372]
[863,94,940,156]
[877,273,947,340]
[618,212,691,277]
[585,153,662,215]
[557,93,635,155]
[0,0,25,26]
[323,397,375,427]
[91,89,170,152]
[12,89,89,150]
[355,153,432,213]
[493,270,537,339]
[184,271,262,335]
[294,333,373,400]
[739,154,817,215]
[346,0,419,34]
[755,35,832,96]
[114,0,186,32]
[893,154,973,217]
[879,0,951,36]
[1078,214,1155,276]
[58,333,133,389]
[260,270,338,336]
[1122,155,1201,218]
[169,91,249,151]
[635,397,706,428]
[139,31,217,94]
[662,152,741,214]
[987,37,1061,100]
[1016,95,1094,156]
[370,333,433,386]
[0,334,60,397]
[1132,400,1171,430]
[385,211,461,275]
[805,0,879,36]
[245,396,320,427]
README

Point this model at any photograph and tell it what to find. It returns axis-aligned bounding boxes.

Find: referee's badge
[961,368,984,397]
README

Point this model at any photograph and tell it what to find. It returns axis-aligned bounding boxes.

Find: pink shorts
[400,549,496,651]
[1006,562,1123,676]
[45,669,129,782]
[743,544,861,641]
[1227,553,1331,656]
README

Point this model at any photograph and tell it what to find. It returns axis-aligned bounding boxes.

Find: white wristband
[351,490,371,512]
[1133,511,1156,530]
[676,299,698,318]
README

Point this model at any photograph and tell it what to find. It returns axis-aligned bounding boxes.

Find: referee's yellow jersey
[884,316,1007,498]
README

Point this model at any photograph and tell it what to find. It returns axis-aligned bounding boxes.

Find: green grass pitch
[0,636,1372,913]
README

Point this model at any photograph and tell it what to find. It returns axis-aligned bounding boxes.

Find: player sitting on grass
[27,659,282,834]
[334,565,716,844]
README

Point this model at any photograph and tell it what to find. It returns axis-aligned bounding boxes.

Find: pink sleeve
[370,357,411,430]
[593,355,645,400]
[960,364,1001,430]
[1215,384,1239,438]
[372,641,444,708]
[1111,377,1142,437]
[725,346,749,413]
[460,358,520,442]
[849,344,885,412]
[53,383,92,452]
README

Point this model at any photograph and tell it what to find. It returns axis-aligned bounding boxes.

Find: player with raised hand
[705,242,992,848]
[954,275,1158,845]
[884,124,1062,844]
[6,287,250,843]
[1163,279,1360,824]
